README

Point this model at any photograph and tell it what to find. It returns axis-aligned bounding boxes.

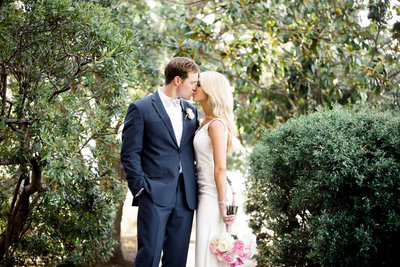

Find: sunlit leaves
[158,0,399,144]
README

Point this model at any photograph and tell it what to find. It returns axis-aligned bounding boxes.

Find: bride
[193,71,238,266]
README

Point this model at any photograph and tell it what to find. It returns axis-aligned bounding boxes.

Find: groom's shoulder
[131,92,154,108]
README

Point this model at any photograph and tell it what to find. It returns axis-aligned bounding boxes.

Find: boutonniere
[185,107,195,120]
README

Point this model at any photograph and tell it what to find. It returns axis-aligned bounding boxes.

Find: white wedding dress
[194,118,233,267]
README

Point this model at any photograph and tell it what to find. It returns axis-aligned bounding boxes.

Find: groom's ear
[173,76,181,86]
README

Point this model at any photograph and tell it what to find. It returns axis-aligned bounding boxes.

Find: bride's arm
[209,120,235,227]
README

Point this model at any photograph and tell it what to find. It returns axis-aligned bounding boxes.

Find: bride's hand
[219,204,236,226]
[223,215,236,225]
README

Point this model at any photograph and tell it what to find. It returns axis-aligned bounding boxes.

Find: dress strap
[208,118,227,133]
[208,118,228,144]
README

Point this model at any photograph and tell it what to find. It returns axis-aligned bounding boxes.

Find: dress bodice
[193,118,228,196]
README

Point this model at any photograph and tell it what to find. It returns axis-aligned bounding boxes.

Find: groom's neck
[161,84,179,99]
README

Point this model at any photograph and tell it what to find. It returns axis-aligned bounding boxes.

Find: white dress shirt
[158,88,183,147]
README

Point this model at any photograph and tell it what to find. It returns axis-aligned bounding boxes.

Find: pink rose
[238,251,247,258]
[216,248,224,256]
[222,252,236,263]
[231,257,244,266]
[232,240,245,255]
[245,243,252,250]
[242,250,253,259]
[237,247,252,259]
[209,242,217,254]
[240,244,254,258]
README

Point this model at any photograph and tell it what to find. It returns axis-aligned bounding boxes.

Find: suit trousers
[134,174,194,267]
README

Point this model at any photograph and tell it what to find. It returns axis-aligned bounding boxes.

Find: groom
[120,57,200,267]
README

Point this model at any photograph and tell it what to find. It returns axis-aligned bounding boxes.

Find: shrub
[245,105,400,266]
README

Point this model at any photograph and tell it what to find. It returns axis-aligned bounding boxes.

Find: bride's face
[193,82,208,102]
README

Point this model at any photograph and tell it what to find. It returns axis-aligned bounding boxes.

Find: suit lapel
[180,100,187,147]
[151,91,179,147]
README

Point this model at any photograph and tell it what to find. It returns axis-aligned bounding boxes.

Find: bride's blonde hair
[199,71,237,153]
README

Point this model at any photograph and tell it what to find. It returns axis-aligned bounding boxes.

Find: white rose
[217,232,234,252]
[186,108,195,120]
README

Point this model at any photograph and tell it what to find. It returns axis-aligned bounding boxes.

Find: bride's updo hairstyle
[199,71,237,153]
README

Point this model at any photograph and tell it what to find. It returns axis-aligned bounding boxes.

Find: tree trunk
[0,159,45,266]
[0,165,40,266]
[107,162,133,266]
[339,84,357,105]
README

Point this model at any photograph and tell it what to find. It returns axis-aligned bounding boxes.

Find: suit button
[178,148,181,153]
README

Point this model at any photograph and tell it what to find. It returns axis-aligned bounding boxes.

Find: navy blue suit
[121,90,199,266]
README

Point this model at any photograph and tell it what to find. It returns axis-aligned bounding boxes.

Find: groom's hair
[164,57,199,85]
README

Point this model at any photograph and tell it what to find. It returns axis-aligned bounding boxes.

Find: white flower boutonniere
[185,107,195,120]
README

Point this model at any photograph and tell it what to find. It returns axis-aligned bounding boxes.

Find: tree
[0,0,141,264]
[83,0,166,264]
[158,0,400,144]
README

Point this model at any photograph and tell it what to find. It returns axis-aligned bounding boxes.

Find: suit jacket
[120,90,199,210]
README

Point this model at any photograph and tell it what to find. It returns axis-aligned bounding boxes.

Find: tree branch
[6,100,12,117]
[47,31,87,103]
[77,131,115,154]
[48,60,88,102]
[78,132,99,154]
[19,194,43,241]
[338,84,358,105]
[9,170,24,221]
[389,70,400,80]
[4,118,32,125]
[165,0,205,5]
[60,31,79,58]
[380,94,400,101]
[5,121,24,136]
[24,159,46,195]
[1,63,7,116]
[48,84,71,102]
[278,79,298,110]
[369,23,382,63]
[0,158,15,165]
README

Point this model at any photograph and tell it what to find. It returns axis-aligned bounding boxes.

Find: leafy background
[1,0,399,265]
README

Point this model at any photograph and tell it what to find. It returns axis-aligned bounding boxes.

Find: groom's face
[177,72,199,100]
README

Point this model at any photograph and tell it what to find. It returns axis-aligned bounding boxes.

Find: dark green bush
[12,172,120,266]
[246,105,400,266]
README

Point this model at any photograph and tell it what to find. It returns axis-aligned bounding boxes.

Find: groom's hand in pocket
[135,188,144,197]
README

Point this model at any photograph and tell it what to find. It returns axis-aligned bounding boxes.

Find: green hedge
[246,105,400,266]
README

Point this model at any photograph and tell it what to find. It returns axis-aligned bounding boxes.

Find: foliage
[13,173,118,266]
[0,0,148,264]
[109,0,165,91]
[246,105,400,266]
[157,0,400,144]
[1,0,399,264]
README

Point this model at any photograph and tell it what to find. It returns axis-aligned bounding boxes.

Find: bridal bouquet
[209,232,256,266]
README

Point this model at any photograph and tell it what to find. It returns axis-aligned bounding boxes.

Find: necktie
[168,98,180,108]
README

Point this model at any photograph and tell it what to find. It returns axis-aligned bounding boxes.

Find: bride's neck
[201,101,214,118]
[205,115,216,120]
